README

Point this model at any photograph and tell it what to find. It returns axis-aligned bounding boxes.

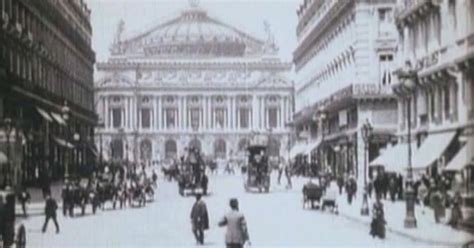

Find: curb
[337,211,465,247]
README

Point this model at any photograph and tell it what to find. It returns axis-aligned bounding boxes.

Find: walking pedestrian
[18,187,31,217]
[218,198,250,248]
[190,193,209,245]
[370,196,386,239]
[337,175,344,195]
[42,194,60,234]
[430,186,444,223]
[448,191,463,228]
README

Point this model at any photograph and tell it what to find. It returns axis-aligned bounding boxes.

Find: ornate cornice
[96,60,292,71]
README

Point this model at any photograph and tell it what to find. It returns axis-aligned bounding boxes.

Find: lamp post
[4,117,12,187]
[73,133,80,178]
[402,75,417,228]
[360,119,372,216]
[97,119,105,169]
[62,101,70,184]
[318,107,327,173]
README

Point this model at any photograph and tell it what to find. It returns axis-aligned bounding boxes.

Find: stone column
[157,96,162,130]
[104,96,109,128]
[227,97,231,130]
[252,95,257,129]
[152,96,157,130]
[231,96,235,130]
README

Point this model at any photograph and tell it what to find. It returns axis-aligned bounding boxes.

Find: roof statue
[106,4,279,59]
[110,19,125,55]
[189,0,200,8]
[263,20,278,54]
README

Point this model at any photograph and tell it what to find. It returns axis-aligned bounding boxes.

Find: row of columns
[99,94,293,131]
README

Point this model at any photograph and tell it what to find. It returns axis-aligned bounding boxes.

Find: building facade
[292,0,399,183]
[393,0,474,227]
[95,3,293,164]
[0,0,97,187]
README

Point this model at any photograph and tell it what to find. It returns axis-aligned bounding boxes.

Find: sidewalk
[293,177,474,247]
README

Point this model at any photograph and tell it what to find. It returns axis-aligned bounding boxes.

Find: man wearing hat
[218,198,250,248]
[190,193,209,245]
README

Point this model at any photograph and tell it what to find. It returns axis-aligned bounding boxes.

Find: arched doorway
[164,139,177,159]
[267,137,280,157]
[188,138,201,152]
[214,139,226,159]
[140,139,152,162]
[238,138,250,152]
[110,139,123,160]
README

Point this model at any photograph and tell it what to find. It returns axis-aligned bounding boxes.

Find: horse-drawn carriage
[302,178,338,213]
[161,159,179,181]
[244,145,270,193]
[62,179,100,216]
[177,147,209,196]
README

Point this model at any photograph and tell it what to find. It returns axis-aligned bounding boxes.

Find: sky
[85,0,300,63]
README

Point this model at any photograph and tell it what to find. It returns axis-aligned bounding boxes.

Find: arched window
[238,138,249,152]
[189,139,202,152]
[214,139,226,159]
[140,139,152,161]
[110,139,123,160]
[164,139,177,159]
[267,137,280,157]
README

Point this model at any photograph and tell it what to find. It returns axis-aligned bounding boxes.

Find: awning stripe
[0,151,7,164]
[53,137,74,149]
[50,112,67,126]
[412,131,456,170]
[36,107,53,122]
[444,146,467,171]
[304,137,322,155]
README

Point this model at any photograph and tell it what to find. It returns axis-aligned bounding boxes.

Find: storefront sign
[416,51,439,71]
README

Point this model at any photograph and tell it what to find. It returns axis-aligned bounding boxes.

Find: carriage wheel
[16,224,26,248]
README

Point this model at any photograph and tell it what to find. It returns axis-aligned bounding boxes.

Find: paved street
[22,172,427,247]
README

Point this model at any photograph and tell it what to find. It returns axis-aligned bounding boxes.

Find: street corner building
[391,0,474,229]
[0,0,97,187]
[94,3,294,165]
[291,0,399,185]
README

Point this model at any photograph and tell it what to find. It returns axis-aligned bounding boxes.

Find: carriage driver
[255,150,267,186]
[188,147,202,185]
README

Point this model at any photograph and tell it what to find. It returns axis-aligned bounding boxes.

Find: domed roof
[110,5,277,58]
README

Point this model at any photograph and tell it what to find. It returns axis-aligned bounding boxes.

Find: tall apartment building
[0,0,96,187]
[392,0,474,228]
[292,0,399,184]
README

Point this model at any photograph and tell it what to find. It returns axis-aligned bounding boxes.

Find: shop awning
[411,131,456,170]
[304,137,322,155]
[370,142,416,173]
[36,107,53,122]
[50,112,67,126]
[0,151,7,164]
[53,137,74,149]
[88,143,99,157]
[444,146,468,171]
[289,143,307,159]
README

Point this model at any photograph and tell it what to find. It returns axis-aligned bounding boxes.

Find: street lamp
[3,117,12,187]
[401,75,417,228]
[62,101,70,184]
[97,119,105,169]
[73,133,80,177]
[318,107,327,173]
[360,119,372,216]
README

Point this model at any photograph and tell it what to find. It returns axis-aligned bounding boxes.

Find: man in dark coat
[42,194,59,233]
[18,187,31,217]
[190,193,209,245]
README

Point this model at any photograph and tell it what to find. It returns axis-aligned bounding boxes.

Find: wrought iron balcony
[395,0,441,27]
